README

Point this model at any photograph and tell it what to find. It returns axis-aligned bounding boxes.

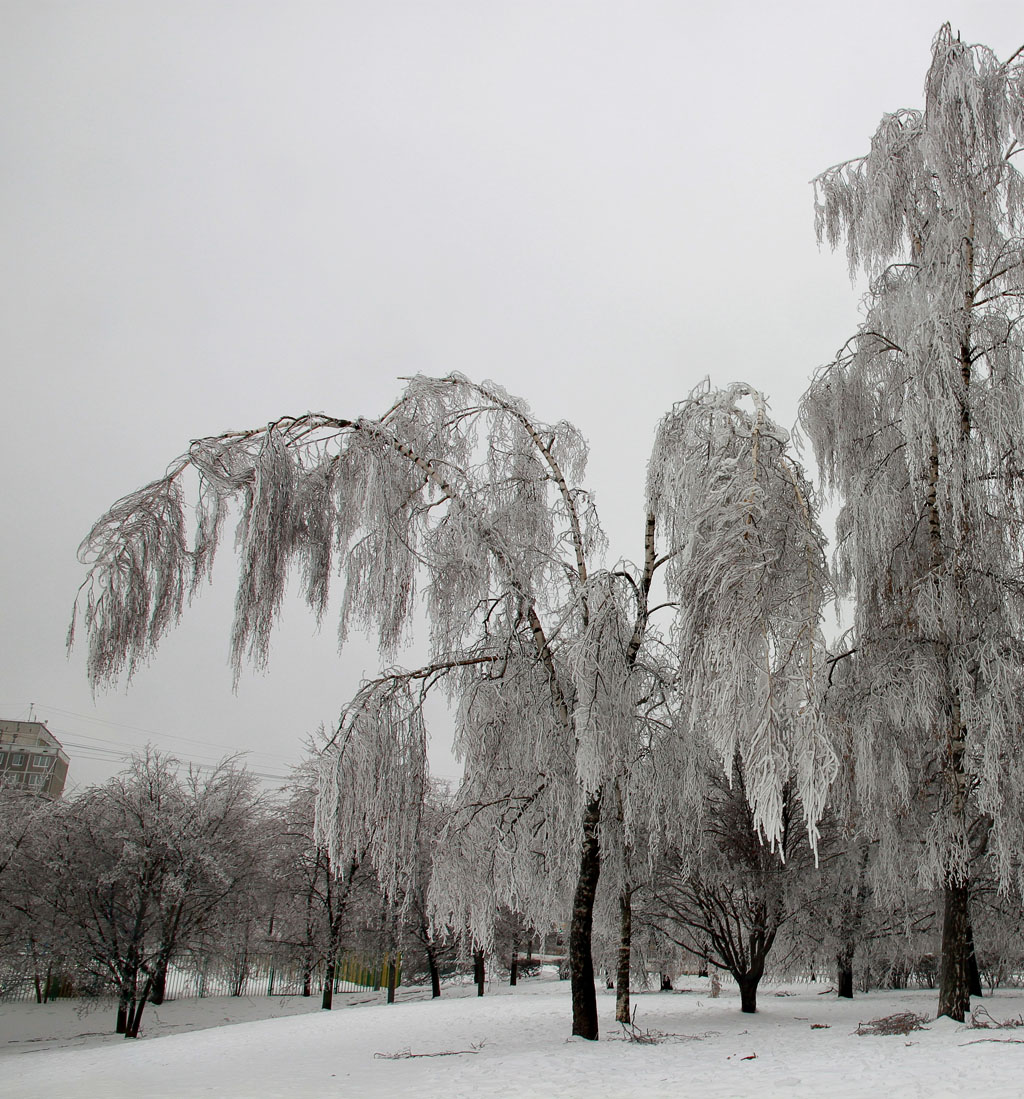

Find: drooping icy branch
[71,375,600,691]
[647,381,834,848]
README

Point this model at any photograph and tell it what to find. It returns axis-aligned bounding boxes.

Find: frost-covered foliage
[73,372,832,1038]
[428,650,578,943]
[315,678,429,904]
[648,382,834,848]
[44,752,265,1035]
[72,375,599,688]
[800,26,1024,895]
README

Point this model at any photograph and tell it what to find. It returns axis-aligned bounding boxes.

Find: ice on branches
[800,26,1024,895]
[71,375,600,690]
[315,677,428,903]
[72,368,840,1037]
[647,382,834,849]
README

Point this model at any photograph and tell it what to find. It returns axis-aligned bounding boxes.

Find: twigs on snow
[374,1041,486,1059]
[967,1005,1024,1030]
[856,1012,931,1036]
[614,1020,713,1044]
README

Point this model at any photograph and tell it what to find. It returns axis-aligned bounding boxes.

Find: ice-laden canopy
[72,374,834,1034]
[800,25,1024,894]
[648,382,835,850]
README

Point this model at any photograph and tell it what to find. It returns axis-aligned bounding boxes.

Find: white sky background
[1,0,1021,792]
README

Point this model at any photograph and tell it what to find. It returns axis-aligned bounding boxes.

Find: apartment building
[0,719,70,798]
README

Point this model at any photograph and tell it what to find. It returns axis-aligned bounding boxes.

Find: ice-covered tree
[73,374,831,1038]
[646,758,812,1014]
[648,382,834,849]
[800,25,1024,1020]
[43,752,264,1036]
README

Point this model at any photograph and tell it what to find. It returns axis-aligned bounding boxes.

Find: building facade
[0,720,69,798]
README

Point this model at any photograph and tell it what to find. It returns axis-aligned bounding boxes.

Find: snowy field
[3,975,1024,1098]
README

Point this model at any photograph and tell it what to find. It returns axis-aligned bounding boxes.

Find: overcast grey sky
[2,0,1021,792]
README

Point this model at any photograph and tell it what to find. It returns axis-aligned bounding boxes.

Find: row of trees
[70,25,1024,1035]
[8,748,1024,1038]
[0,755,402,1036]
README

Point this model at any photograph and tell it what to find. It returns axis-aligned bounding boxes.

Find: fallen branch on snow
[856,1013,930,1036]
[375,1041,485,1060]
[968,1005,1024,1030]
[959,1037,1024,1046]
[614,1021,714,1044]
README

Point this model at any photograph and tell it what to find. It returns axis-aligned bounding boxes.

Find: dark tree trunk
[738,975,760,1014]
[474,950,485,996]
[386,957,397,1004]
[836,954,854,1000]
[321,957,336,1011]
[424,937,441,998]
[320,855,357,1011]
[659,973,673,991]
[570,793,602,1040]
[938,879,971,1021]
[43,961,58,1003]
[509,933,520,987]
[836,934,856,998]
[966,919,983,998]
[301,957,313,998]
[322,903,348,1010]
[116,969,137,1034]
[149,958,168,1005]
[615,889,631,1024]
[124,974,154,1039]
[836,843,870,1000]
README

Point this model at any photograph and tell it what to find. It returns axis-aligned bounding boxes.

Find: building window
[9,753,24,768]
[31,754,47,768]
[25,773,44,787]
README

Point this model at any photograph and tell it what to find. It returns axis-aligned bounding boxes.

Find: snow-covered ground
[3,974,1024,1098]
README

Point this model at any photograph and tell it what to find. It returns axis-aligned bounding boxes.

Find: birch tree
[800,24,1024,1020]
[73,374,831,1038]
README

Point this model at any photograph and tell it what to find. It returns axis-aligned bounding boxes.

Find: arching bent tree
[73,373,832,1038]
[801,26,1024,1021]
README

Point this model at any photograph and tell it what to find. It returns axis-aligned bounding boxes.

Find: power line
[57,740,290,784]
[35,702,298,763]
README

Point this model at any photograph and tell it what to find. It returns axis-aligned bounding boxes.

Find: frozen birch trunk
[615,888,631,1024]
[570,793,602,1040]
[421,922,442,998]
